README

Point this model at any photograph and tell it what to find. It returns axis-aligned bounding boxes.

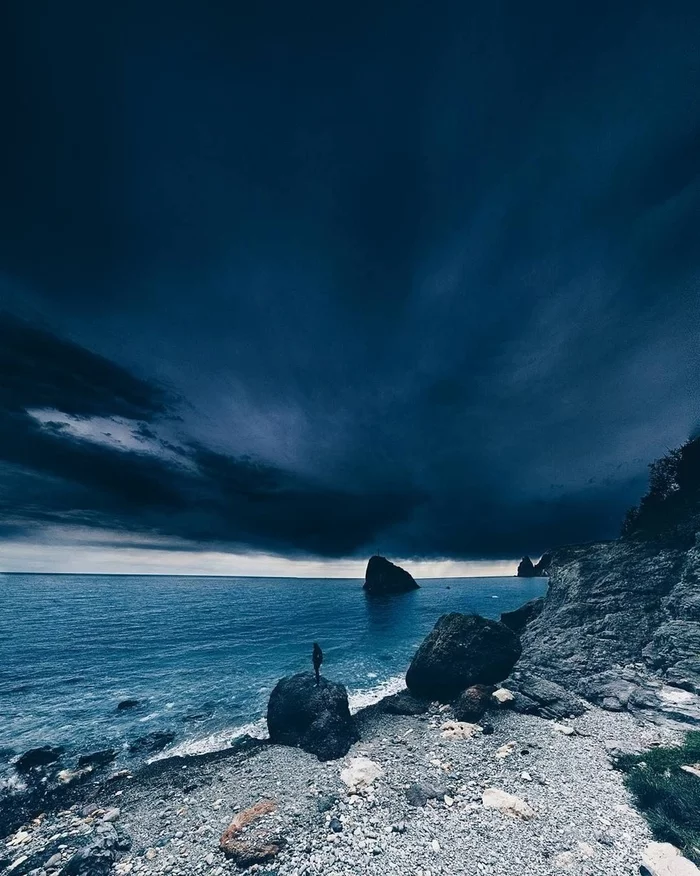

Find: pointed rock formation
[363,555,419,594]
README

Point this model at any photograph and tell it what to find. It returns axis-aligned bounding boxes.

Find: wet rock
[453,684,493,721]
[267,673,358,761]
[15,747,64,774]
[363,555,419,594]
[406,613,521,702]
[219,800,284,867]
[116,700,140,711]
[128,731,176,754]
[77,750,116,769]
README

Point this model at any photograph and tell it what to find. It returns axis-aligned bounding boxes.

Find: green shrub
[616,731,700,864]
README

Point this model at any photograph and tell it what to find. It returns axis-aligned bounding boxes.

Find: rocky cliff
[515,537,700,726]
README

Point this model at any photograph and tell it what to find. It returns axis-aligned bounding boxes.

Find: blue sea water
[0,574,546,773]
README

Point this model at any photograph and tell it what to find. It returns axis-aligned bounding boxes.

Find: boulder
[267,673,359,761]
[405,613,522,702]
[363,556,419,594]
[641,841,700,875]
[500,597,545,635]
[340,756,383,791]
[379,690,430,716]
[78,749,116,769]
[219,800,284,868]
[504,670,587,719]
[482,787,535,819]
[15,746,64,774]
[453,684,493,721]
[128,731,176,754]
[116,699,140,711]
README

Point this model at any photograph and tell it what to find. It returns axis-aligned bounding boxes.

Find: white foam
[149,674,406,763]
[348,674,406,713]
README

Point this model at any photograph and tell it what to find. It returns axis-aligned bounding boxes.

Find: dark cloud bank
[1,1,700,562]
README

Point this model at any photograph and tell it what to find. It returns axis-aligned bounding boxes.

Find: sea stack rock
[516,556,536,577]
[406,613,522,702]
[267,672,359,761]
[517,555,550,577]
[363,555,419,594]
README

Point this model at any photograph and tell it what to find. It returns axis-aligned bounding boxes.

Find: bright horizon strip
[0,537,519,578]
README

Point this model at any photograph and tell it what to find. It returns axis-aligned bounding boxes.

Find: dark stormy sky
[2,1,700,573]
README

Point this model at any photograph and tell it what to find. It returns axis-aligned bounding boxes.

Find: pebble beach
[2,692,682,876]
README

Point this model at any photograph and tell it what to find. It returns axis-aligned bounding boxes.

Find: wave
[154,673,407,762]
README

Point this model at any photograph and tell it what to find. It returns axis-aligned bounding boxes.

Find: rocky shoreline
[0,686,685,876]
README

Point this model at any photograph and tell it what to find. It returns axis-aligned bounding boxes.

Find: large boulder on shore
[406,613,522,702]
[267,673,359,761]
[363,555,419,594]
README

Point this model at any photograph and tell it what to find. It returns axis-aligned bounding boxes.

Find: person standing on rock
[312,642,323,685]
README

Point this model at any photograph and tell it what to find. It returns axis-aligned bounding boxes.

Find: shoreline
[1,689,683,875]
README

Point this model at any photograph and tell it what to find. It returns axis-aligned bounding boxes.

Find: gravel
[0,697,683,876]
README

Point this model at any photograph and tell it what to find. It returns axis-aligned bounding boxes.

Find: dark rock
[77,749,116,769]
[516,539,700,726]
[329,817,343,833]
[517,556,536,577]
[504,670,586,719]
[363,556,419,595]
[481,722,495,735]
[500,597,545,635]
[116,699,140,711]
[316,795,337,813]
[453,684,494,721]
[267,673,359,761]
[405,782,447,807]
[405,613,522,702]
[15,746,64,774]
[128,731,176,754]
[61,842,115,875]
[517,555,550,577]
[379,690,430,716]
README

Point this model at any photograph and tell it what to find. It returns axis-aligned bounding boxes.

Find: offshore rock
[15,746,64,774]
[363,555,419,594]
[406,613,521,702]
[267,673,359,761]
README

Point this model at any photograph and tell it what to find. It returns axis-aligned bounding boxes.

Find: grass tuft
[616,730,700,864]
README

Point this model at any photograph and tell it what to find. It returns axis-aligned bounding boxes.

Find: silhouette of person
[312,642,323,685]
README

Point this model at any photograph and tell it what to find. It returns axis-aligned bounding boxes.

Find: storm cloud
[1,1,699,563]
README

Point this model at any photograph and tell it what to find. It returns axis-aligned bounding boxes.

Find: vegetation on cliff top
[621,435,700,543]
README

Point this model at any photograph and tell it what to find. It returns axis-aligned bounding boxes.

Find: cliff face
[517,537,700,725]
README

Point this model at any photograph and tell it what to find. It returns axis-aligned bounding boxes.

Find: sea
[0,574,546,779]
